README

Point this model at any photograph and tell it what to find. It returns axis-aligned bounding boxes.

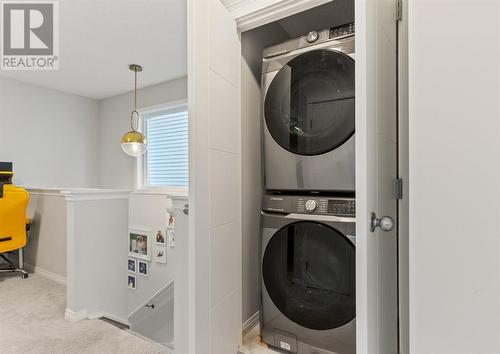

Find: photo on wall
[167,212,175,228]
[128,275,136,290]
[129,229,151,261]
[128,258,137,273]
[154,247,167,264]
[138,260,149,276]
[155,228,166,245]
[167,229,175,248]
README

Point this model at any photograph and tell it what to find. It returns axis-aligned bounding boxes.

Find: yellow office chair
[0,162,30,279]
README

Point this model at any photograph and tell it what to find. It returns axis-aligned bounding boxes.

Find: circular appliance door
[262,221,355,330]
[264,49,355,156]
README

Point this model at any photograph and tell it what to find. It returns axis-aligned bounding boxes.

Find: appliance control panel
[329,23,355,39]
[262,194,355,217]
[262,23,355,60]
[327,199,356,216]
[298,198,328,213]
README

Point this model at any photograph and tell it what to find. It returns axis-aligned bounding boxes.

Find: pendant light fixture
[121,64,147,157]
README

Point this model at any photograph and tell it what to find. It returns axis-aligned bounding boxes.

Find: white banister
[62,189,131,324]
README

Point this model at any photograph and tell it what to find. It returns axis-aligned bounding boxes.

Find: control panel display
[329,23,355,39]
[327,200,355,216]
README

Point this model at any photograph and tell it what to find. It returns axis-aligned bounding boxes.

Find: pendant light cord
[131,67,139,131]
[134,68,137,112]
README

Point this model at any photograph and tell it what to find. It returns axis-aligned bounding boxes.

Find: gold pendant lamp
[121,64,147,157]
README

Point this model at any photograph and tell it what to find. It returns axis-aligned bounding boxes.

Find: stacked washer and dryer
[259,23,356,354]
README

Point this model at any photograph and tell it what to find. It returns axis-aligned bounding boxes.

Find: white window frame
[135,100,188,196]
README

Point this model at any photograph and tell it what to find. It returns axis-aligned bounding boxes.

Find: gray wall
[0,76,97,279]
[25,192,67,280]
[240,58,262,325]
[0,76,100,188]
[98,77,187,190]
[241,24,289,324]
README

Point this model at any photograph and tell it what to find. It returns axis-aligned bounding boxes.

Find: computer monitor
[0,162,12,172]
[0,162,13,183]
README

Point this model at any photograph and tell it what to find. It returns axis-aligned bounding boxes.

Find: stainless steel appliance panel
[261,29,355,192]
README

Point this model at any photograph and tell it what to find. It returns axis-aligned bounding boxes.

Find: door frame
[234,0,409,352]
[397,0,410,352]
[224,0,332,31]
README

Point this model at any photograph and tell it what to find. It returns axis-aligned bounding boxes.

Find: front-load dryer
[260,193,356,354]
[262,23,355,192]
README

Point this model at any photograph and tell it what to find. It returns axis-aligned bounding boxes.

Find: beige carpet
[0,273,170,354]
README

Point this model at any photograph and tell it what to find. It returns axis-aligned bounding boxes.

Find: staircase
[128,280,174,348]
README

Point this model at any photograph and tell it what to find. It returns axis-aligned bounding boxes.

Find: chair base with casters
[0,251,28,279]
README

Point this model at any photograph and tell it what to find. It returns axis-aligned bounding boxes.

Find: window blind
[146,110,188,187]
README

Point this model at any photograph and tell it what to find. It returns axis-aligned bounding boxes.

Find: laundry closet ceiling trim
[222,0,332,31]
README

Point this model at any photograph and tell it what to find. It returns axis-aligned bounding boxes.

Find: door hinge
[393,178,403,200]
[396,0,403,22]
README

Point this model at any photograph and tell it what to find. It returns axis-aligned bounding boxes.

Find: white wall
[409,1,500,353]
[128,193,174,314]
[0,76,100,188]
[65,190,130,323]
[98,77,187,190]
[98,77,187,318]
[188,0,242,352]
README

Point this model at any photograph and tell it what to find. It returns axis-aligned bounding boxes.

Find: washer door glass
[262,221,355,330]
[264,49,355,156]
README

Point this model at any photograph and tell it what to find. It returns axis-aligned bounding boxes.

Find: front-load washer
[260,193,355,354]
[262,23,355,192]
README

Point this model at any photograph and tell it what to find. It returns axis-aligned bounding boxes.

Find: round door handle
[370,212,395,232]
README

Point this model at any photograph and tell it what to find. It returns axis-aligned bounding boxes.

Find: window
[137,103,188,193]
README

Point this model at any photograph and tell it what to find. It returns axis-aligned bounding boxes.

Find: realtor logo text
[1,1,59,70]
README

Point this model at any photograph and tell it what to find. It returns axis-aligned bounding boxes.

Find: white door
[187,0,242,353]
[355,0,399,353]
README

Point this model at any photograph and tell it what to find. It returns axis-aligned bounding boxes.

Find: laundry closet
[186,0,403,352]
[240,2,368,354]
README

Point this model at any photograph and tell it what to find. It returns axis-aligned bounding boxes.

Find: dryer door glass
[264,49,355,156]
[262,221,355,330]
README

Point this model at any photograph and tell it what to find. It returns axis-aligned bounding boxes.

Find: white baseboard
[24,263,66,285]
[88,311,129,327]
[65,308,88,322]
[242,311,259,336]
